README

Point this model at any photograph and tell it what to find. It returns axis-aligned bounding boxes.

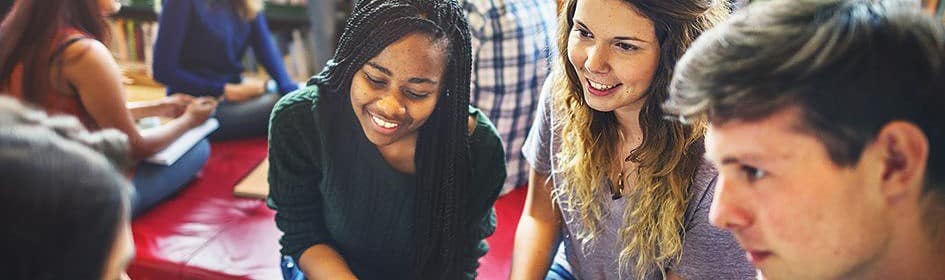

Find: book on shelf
[108,19,157,64]
[124,19,137,61]
[109,18,129,61]
[241,28,317,82]
[937,0,945,20]
[288,29,311,81]
[108,18,161,86]
[265,0,307,6]
[925,0,939,14]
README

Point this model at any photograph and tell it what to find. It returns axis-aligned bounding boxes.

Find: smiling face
[349,32,448,148]
[705,107,895,280]
[567,0,660,113]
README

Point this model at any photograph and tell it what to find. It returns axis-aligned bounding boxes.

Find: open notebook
[145,118,219,166]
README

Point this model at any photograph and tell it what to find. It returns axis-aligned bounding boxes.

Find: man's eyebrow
[719,154,767,166]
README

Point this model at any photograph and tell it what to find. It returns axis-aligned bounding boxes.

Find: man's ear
[872,121,930,202]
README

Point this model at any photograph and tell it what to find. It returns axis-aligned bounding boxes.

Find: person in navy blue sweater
[153,0,298,140]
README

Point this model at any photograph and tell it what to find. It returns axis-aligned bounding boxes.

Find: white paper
[145,118,218,166]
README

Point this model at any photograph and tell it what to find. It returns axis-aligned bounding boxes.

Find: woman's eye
[574,28,592,39]
[364,73,387,86]
[404,90,429,99]
[616,42,639,52]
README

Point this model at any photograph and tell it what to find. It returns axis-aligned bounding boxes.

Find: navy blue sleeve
[152,0,227,97]
[250,13,299,94]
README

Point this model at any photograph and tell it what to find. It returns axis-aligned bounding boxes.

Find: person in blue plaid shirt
[462,0,558,194]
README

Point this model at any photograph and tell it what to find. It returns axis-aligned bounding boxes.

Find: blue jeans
[131,139,210,217]
[281,255,306,280]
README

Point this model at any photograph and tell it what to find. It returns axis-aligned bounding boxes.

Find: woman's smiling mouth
[585,78,622,96]
[367,110,402,134]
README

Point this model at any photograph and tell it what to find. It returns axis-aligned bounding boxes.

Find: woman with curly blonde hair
[512,0,754,279]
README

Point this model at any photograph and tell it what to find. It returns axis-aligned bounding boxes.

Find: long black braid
[309,0,473,278]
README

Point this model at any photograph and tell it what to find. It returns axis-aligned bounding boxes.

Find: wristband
[266,79,278,94]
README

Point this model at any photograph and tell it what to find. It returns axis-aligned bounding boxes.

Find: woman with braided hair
[267,0,506,279]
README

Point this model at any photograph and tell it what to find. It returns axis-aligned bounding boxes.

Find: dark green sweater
[267,86,506,279]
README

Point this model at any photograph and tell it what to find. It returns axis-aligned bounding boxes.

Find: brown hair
[0,0,109,104]
[666,0,945,243]
[551,0,728,277]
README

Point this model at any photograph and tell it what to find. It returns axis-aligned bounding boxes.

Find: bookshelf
[114,4,159,21]
[114,1,309,28]
[937,0,945,23]
[110,0,316,87]
[263,2,310,30]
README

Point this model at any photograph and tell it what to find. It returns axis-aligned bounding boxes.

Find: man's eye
[741,165,767,182]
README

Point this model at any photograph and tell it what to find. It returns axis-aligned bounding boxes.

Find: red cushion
[129,138,280,279]
[480,186,527,280]
[127,137,528,279]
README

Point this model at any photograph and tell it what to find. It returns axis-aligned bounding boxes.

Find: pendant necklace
[610,153,632,200]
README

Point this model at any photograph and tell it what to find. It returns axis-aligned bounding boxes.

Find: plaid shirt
[462,0,558,194]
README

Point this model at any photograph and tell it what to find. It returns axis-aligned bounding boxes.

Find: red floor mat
[479,186,527,279]
[129,137,527,279]
[129,138,278,280]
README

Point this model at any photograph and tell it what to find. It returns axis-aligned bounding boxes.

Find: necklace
[610,154,632,200]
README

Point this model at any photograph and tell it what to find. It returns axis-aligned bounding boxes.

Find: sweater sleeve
[250,13,298,94]
[267,92,330,262]
[152,0,227,97]
[461,110,507,279]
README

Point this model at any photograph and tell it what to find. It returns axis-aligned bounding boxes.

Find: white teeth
[371,114,399,129]
[589,80,618,91]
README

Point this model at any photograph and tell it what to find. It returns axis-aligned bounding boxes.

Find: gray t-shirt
[522,78,755,280]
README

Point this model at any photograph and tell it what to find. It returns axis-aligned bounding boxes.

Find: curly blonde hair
[550,0,728,278]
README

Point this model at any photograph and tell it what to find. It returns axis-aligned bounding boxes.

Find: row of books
[933,0,945,21]
[266,0,308,6]
[108,18,158,83]
[242,29,317,83]
[124,0,307,10]
[108,16,317,86]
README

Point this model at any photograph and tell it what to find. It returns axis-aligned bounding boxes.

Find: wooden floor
[125,84,165,102]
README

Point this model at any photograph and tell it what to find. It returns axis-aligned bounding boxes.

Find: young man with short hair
[665,0,945,279]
